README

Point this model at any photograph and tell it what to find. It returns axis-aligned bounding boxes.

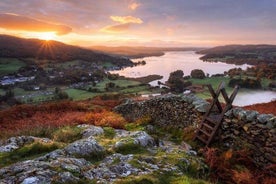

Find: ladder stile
[194,82,239,146]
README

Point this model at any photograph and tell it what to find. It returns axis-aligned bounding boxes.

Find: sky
[0,0,276,47]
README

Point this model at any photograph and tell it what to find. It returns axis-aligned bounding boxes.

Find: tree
[167,70,191,93]
[191,69,205,79]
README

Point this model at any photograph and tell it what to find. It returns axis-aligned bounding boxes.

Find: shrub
[84,111,127,129]
[191,69,205,79]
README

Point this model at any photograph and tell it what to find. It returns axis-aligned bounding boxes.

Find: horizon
[0,0,276,47]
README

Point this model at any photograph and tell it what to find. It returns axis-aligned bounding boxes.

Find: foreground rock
[0,136,52,153]
[0,125,205,183]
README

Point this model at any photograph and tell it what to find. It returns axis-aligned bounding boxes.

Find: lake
[112,51,276,106]
[112,51,250,85]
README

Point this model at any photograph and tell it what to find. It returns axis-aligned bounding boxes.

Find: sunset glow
[37,32,56,41]
[0,0,275,47]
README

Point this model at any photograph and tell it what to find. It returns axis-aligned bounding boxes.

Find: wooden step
[205,117,218,124]
[199,129,211,137]
[202,123,214,130]
[195,135,208,144]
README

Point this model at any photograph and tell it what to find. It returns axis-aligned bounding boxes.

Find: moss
[124,123,145,131]
[114,140,148,155]
[103,127,116,139]
[51,126,83,143]
[116,171,211,184]
[115,175,157,184]
[0,142,62,167]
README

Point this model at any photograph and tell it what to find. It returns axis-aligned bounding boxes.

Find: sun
[39,32,56,41]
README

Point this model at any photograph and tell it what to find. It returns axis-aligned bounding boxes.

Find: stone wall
[217,108,275,166]
[114,94,276,167]
[114,94,209,128]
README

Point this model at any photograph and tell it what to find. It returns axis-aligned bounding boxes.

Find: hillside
[0,35,133,67]
[90,46,203,59]
[197,44,276,65]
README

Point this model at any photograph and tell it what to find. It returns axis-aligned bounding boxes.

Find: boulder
[79,125,104,138]
[115,131,155,149]
[64,136,105,157]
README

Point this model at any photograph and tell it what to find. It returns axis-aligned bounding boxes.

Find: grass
[0,142,62,167]
[103,127,116,139]
[114,140,148,155]
[115,171,211,184]
[51,126,83,143]
[65,88,99,100]
[0,58,26,76]
[96,79,142,90]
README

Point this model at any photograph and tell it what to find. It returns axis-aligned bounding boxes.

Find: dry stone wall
[114,94,276,167]
[114,94,209,128]
[217,108,275,166]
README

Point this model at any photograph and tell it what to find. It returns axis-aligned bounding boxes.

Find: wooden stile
[194,82,239,146]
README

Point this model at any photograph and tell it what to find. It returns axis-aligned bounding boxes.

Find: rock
[0,136,35,153]
[237,110,247,121]
[115,131,155,149]
[21,176,40,184]
[132,131,155,147]
[80,125,104,138]
[232,108,244,118]
[36,149,66,161]
[257,114,274,124]
[64,136,105,157]
[192,98,209,113]
[243,123,251,132]
[109,163,134,177]
[245,110,259,122]
[58,172,79,183]
[224,110,233,117]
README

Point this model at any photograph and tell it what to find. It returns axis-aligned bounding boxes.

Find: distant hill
[197,44,276,65]
[90,46,203,59]
[0,35,133,67]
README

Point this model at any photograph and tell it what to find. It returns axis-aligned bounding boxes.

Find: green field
[0,58,26,76]
[65,88,99,100]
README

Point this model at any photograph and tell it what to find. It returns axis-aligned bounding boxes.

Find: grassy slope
[0,58,26,76]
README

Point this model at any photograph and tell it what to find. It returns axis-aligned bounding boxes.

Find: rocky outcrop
[0,136,52,153]
[64,136,105,157]
[114,94,208,128]
[0,125,205,184]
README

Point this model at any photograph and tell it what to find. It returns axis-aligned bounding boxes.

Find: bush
[191,69,205,79]
[84,110,127,129]
[228,78,262,89]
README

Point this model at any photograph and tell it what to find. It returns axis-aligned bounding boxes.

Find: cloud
[128,2,141,10]
[110,16,143,24]
[0,13,72,35]
[100,23,130,33]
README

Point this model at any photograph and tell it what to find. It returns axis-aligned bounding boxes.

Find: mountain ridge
[0,34,133,67]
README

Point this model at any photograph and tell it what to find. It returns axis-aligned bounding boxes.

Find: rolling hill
[0,35,133,67]
[90,46,203,59]
[197,44,276,65]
